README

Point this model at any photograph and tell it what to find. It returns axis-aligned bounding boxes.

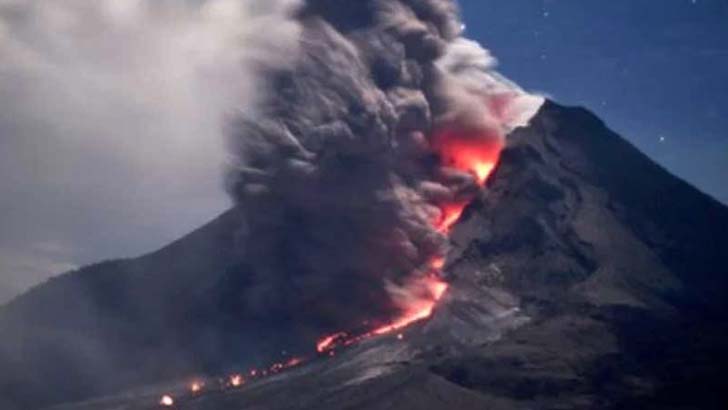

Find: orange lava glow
[307,130,503,358]
[432,131,501,186]
[430,256,446,270]
[371,277,448,336]
[190,381,203,393]
[436,202,467,234]
[149,126,503,408]
[472,161,496,185]
[317,332,348,353]
[159,395,174,406]
[270,356,304,373]
[315,276,448,352]
[229,375,243,387]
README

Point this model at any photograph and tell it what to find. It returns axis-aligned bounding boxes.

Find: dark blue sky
[460,0,728,204]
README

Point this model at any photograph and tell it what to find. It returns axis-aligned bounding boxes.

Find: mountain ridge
[2,100,727,409]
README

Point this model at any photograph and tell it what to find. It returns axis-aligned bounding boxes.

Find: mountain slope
[0,209,248,408]
[431,99,728,409]
[3,100,728,410]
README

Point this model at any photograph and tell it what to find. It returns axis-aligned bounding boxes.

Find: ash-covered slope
[431,100,728,409]
[203,100,727,410]
[4,100,728,410]
[0,209,248,408]
[0,207,356,409]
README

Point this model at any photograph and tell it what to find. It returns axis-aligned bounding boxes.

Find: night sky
[460,0,728,205]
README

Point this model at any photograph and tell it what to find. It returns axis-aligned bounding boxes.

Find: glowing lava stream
[370,278,449,336]
[157,135,501,406]
[315,133,501,354]
[436,203,467,234]
[317,332,348,353]
[433,131,500,185]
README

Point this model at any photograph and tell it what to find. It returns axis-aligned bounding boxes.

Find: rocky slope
[2,100,728,410]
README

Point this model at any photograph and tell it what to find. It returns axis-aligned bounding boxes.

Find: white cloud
[0,0,302,301]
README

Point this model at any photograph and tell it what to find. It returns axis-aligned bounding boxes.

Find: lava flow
[155,131,502,407]
[431,130,501,185]
[370,276,449,336]
[436,202,467,234]
[431,129,501,235]
[314,129,502,355]
[159,395,174,407]
[314,273,448,355]
[317,332,348,353]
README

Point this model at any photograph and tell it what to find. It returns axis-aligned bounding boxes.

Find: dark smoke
[225,0,541,330]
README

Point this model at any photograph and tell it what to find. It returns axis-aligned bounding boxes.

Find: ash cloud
[226,0,543,329]
[0,0,301,302]
[0,0,542,324]
[0,2,543,406]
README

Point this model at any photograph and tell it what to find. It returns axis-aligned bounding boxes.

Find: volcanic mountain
[2,100,728,410]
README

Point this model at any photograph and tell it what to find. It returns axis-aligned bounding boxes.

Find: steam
[0,0,542,337]
[0,0,301,300]
[226,0,543,330]
[0,1,545,407]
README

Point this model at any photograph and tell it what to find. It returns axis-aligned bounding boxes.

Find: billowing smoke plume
[0,0,301,300]
[226,0,542,331]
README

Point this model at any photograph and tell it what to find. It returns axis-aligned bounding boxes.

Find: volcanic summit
[2,100,727,410]
[1,0,728,409]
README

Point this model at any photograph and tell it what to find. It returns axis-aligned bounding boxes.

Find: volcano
[1,101,728,410]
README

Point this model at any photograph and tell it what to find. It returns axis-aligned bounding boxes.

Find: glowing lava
[190,381,204,393]
[370,277,448,335]
[436,202,467,234]
[153,128,502,408]
[472,161,496,185]
[316,275,448,352]
[317,332,348,353]
[312,130,501,356]
[270,357,304,373]
[229,374,243,387]
[159,395,174,407]
[432,130,501,185]
[430,256,446,270]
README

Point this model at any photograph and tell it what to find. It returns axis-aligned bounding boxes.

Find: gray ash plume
[225,0,541,331]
